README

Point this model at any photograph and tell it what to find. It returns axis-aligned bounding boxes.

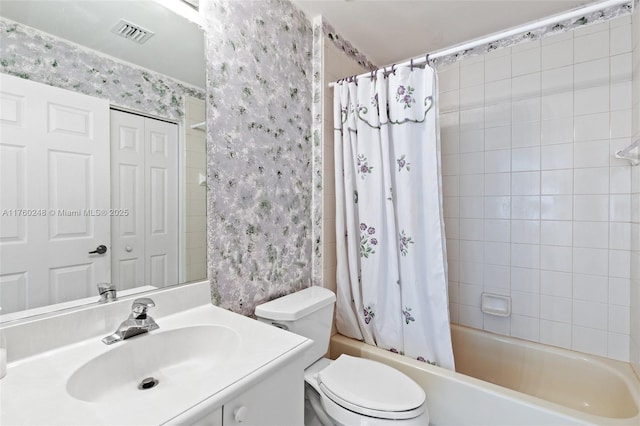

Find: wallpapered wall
[0,18,204,120]
[203,0,315,315]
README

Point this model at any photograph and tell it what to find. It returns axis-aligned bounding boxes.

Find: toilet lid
[317,355,426,420]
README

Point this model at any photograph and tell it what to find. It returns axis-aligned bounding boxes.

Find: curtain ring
[391,64,397,75]
[410,59,414,71]
[425,54,430,63]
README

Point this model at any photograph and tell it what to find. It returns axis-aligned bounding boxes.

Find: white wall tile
[573,221,609,248]
[438,21,634,362]
[484,242,511,266]
[484,196,511,220]
[511,314,540,341]
[459,304,484,328]
[460,85,484,110]
[541,143,573,170]
[512,291,540,317]
[485,80,511,105]
[541,221,573,246]
[512,220,540,244]
[572,325,608,357]
[573,167,610,194]
[608,332,630,361]
[512,73,541,100]
[540,295,572,323]
[574,85,610,115]
[484,264,511,289]
[484,219,510,242]
[459,197,484,219]
[512,171,540,195]
[512,148,541,172]
[460,60,485,88]
[512,121,541,147]
[574,113,610,141]
[573,300,608,330]
[574,195,609,221]
[512,196,541,219]
[512,98,541,123]
[511,267,540,293]
[484,173,510,196]
[541,195,573,220]
[573,247,609,276]
[541,270,573,298]
[484,314,511,335]
[610,24,632,56]
[542,39,573,70]
[511,243,540,268]
[512,47,541,77]
[541,245,573,272]
[573,273,608,302]
[542,169,573,195]
[541,93,573,120]
[484,149,511,173]
[541,118,573,145]
[484,126,511,150]
[609,305,630,333]
[485,103,512,128]
[610,222,631,250]
[609,277,631,306]
[485,54,511,82]
[540,319,572,348]
[574,58,609,87]
[574,31,610,63]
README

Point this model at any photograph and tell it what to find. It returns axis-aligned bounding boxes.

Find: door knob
[89,245,107,255]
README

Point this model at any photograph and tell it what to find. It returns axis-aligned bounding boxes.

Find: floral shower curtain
[334,65,455,370]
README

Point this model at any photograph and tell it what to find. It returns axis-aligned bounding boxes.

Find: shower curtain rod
[328,0,632,88]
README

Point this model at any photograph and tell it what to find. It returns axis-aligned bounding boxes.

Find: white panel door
[145,117,178,287]
[0,73,110,313]
[110,110,178,289]
[110,111,145,290]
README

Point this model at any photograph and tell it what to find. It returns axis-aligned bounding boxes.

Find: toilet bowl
[255,287,429,425]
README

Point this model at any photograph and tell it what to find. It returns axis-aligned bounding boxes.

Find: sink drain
[138,377,159,390]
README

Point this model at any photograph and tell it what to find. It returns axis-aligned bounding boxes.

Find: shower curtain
[334,65,455,370]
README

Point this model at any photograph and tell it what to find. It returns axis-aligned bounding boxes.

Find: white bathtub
[330,324,640,425]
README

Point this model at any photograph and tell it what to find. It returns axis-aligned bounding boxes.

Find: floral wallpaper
[203,0,313,316]
[0,18,204,120]
[322,20,376,72]
[311,16,324,288]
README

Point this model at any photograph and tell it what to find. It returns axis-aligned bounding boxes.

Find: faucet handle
[131,298,155,318]
[97,283,117,303]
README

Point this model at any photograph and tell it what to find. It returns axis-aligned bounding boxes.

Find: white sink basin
[66,325,240,404]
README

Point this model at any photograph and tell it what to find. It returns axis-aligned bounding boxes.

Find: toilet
[255,286,429,426]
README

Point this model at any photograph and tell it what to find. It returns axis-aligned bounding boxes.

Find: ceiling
[0,0,205,88]
[292,0,600,66]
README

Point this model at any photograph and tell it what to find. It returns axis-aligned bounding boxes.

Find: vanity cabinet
[179,358,304,426]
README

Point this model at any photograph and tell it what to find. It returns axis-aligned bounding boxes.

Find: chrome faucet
[102,298,159,345]
[97,282,117,303]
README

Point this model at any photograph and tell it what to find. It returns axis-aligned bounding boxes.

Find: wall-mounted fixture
[615,138,640,166]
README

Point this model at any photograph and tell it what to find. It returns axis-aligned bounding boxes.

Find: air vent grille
[111,19,154,44]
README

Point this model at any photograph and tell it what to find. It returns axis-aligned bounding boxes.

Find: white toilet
[255,286,429,426]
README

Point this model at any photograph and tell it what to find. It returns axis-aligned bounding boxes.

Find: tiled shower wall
[631,6,640,373]
[440,16,634,361]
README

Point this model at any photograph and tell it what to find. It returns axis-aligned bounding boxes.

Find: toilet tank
[255,286,336,368]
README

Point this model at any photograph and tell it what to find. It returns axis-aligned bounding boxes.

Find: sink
[66,325,240,403]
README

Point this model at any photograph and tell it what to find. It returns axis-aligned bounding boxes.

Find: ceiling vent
[111,19,154,44]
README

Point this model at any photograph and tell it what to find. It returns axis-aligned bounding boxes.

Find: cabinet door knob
[233,406,248,423]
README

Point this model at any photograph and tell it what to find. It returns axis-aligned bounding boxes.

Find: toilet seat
[317,355,426,420]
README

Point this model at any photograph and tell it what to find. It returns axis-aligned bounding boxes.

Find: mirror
[0,0,207,321]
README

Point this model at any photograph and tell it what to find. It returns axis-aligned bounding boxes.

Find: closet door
[0,73,110,313]
[110,110,178,289]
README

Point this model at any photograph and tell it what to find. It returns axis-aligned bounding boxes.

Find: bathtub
[329,324,640,425]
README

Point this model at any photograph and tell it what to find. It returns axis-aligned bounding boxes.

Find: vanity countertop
[0,298,311,425]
